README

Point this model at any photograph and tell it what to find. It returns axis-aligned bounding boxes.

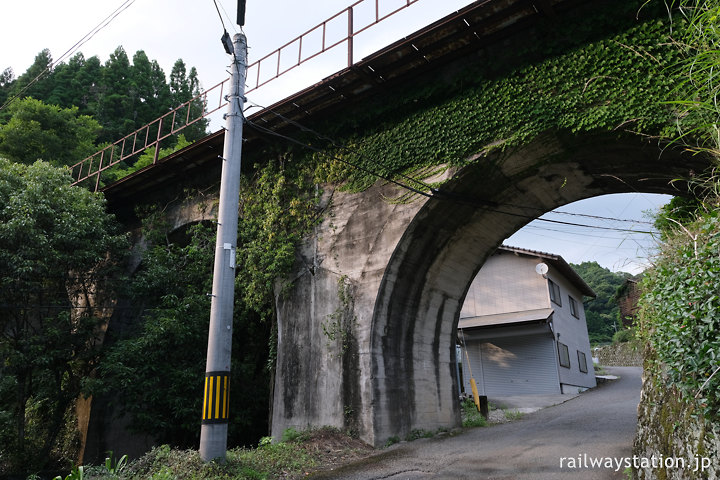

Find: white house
[458,245,597,396]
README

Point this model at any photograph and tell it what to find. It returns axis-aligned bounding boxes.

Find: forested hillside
[0,47,208,166]
[570,262,632,344]
[0,46,214,476]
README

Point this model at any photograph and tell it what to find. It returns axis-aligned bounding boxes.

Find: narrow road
[315,367,641,480]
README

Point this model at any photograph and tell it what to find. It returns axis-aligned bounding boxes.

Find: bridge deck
[102,0,583,216]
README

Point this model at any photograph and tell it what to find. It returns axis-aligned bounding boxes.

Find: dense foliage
[1,48,207,144]
[570,262,632,344]
[310,3,686,192]
[95,154,321,449]
[0,97,101,167]
[0,47,208,180]
[0,159,127,474]
[639,193,720,420]
[635,0,720,426]
[96,221,272,448]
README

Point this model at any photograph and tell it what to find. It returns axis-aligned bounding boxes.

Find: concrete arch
[269,131,711,447]
[368,132,710,444]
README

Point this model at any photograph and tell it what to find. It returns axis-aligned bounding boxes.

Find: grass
[503,409,524,421]
[461,399,488,428]
[73,402,529,480]
[80,427,368,480]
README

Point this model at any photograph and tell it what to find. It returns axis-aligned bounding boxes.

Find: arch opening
[369,131,711,445]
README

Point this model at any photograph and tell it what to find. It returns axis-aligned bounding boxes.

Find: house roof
[459,307,554,330]
[498,245,596,298]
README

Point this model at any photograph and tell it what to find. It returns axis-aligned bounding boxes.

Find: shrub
[612,328,634,343]
[639,201,720,420]
[461,399,487,428]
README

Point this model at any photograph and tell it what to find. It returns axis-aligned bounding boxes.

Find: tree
[169,59,208,142]
[0,67,14,110]
[8,49,55,103]
[4,47,207,167]
[0,97,100,167]
[69,54,103,117]
[129,51,168,128]
[571,262,630,344]
[46,53,89,112]
[97,221,271,449]
[96,47,134,142]
[0,159,127,474]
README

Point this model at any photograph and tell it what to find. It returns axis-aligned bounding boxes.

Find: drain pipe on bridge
[199,5,247,463]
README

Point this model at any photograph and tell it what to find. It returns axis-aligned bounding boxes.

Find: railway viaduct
[92,0,711,448]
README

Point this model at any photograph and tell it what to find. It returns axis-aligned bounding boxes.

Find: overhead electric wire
[521,223,657,239]
[211,0,229,32]
[241,100,659,237]
[216,0,240,34]
[245,99,438,194]
[548,210,655,225]
[245,99,665,234]
[0,0,137,113]
[243,116,435,199]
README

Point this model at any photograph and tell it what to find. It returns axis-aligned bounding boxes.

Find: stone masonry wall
[593,343,643,367]
[634,366,720,480]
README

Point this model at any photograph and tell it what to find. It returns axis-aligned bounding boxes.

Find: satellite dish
[535,263,549,276]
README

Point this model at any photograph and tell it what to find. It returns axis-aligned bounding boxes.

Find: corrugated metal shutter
[464,334,560,396]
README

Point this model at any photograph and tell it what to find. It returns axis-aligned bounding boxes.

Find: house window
[558,342,570,368]
[578,350,588,373]
[548,279,562,306]
[569,296,579,318]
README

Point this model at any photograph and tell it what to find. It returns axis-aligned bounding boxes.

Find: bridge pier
[271,133,704,447]
[271,178,445,445]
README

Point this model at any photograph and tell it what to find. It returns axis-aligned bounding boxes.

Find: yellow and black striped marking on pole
[202,372,230,424]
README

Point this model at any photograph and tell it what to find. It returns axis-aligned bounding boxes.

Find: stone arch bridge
[99,0,710,448]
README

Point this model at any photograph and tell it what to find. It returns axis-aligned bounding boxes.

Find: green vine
[321,275,357,358]
[237,153,322,320]
[638,200,720,420]
[307,7,690,192]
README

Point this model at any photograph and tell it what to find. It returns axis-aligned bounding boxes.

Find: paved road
[315,367,641,480]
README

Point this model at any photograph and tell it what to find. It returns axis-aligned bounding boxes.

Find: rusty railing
[71,0,423,190]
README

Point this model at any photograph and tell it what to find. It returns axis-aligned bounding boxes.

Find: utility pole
[199,23,247,462]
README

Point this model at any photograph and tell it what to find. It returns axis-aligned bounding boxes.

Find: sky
[1,0,671,274]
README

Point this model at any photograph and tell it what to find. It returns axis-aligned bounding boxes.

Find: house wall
[460,251,550,318]
[544,264,597,392]
[459,250,596,393]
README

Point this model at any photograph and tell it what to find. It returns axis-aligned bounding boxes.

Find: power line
[244,117,435,199]
[246,100,664,233]
[242,103,659,236]
[245,100,437,195]
[216,0,240,34]
[211,0,229,32]
[545,210,655,225]
[0,0,137,113]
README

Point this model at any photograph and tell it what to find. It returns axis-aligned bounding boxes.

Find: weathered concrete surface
[271,132,708,447]
[272,178,442,445]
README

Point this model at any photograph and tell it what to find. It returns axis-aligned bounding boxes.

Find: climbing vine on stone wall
[309,5,689,192]
[237,153,322,317]
[639,194,720,421]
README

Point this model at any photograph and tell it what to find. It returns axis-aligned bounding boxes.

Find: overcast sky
[2,0,671,274]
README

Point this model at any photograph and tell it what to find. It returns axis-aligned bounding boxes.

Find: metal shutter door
[480,334,560,396]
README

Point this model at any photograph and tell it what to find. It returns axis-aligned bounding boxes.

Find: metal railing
[71,0,423,191]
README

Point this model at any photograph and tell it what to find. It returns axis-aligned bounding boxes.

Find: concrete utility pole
[199,31,247,462]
